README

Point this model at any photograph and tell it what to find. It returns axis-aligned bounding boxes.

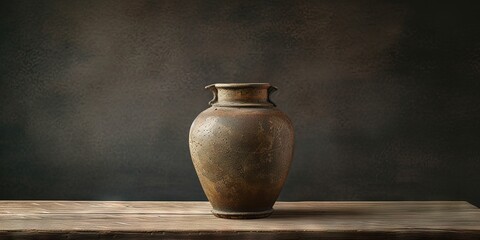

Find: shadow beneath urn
[269,208,367,219]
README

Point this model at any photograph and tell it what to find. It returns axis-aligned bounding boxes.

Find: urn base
[211,208,274,219]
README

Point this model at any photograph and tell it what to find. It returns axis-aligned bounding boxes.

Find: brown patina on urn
[189,83,294,219]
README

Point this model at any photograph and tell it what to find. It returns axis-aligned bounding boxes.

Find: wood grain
[0,201,479,239]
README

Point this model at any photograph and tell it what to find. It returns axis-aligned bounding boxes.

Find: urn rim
[206,83,271,89]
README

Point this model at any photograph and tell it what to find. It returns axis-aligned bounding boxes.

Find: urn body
[189,83,294,219]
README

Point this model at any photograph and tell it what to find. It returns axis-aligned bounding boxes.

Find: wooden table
[1,201,479,239]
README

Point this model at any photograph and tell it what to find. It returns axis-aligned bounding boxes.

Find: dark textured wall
[1,0,479,206]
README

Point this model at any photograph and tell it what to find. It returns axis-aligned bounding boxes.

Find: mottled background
[1,0,479,206]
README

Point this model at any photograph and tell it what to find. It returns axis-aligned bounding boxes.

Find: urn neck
[206,83,277,107]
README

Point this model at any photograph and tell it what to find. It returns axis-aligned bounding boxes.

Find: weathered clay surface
[189,84,294,218]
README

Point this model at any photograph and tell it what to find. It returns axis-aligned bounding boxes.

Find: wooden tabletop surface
[1,201,479,239]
